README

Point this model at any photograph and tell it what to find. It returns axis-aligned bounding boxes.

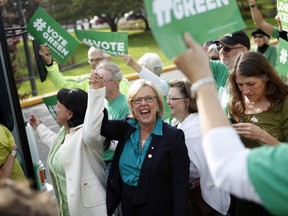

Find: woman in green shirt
[228,51,288,215]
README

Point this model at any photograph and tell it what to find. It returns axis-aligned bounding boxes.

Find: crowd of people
[1,0,287,215]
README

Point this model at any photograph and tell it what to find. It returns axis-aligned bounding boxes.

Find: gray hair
[87,46,110,58]
[127,79,164,119]
[137,53,163,77]
[96,61,123,81]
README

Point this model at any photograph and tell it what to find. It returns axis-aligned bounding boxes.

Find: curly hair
[228,52,288,121]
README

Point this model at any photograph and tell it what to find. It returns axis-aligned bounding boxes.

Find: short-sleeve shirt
[248,143,288,215]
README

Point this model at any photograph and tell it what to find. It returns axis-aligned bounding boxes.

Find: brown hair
[228,52,288,120]
[0,179,58,216]
[169,78,197,113]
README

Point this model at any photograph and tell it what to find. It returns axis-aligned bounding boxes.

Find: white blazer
[36,87,108,216]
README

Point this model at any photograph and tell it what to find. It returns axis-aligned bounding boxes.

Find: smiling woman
[100,79,190,216]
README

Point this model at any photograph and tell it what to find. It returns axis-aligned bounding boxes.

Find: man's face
[88,52,106,70]
[218,43,246,69]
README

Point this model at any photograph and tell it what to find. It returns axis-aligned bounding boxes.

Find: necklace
[141,139,146,146]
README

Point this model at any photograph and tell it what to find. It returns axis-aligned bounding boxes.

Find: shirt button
[148,154,152,158]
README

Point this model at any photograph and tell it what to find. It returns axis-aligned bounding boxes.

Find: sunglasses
[217,46,244,53]
[253,35,263,39]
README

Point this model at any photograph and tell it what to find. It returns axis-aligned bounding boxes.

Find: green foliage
[17,0,279,97]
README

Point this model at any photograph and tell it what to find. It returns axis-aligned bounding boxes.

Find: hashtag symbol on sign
[279,48,288,64]
[33,18,47,32]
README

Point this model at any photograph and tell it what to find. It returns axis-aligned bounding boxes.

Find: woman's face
[167,87,189,122]
[236,75,268,103]
[55,101,72,126]
[253,34,265,47]
[131,86,159,126]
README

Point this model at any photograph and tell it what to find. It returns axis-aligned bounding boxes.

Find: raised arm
[82,72,105,147]
[121,54,169,95]
[247,0,274,36]
[174,33,261,203]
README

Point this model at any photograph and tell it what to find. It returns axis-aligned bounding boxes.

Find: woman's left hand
[232,123,264,140]
[232,123,280,145]
[89,72,104,89]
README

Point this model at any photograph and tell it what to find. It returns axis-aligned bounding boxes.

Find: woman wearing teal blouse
[228,51,288,215]
[101,79,190,216]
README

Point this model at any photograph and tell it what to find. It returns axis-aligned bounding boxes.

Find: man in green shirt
[211,31,250,110]
[39,45,130,95]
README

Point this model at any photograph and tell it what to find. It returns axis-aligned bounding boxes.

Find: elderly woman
[28,73,107,216]
[167,79,230,215]
[101,79,190,216]
[121,53,173,124]
[251,28,277,66]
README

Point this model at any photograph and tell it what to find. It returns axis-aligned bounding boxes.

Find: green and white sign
[275,38,288,80]
[74,30,128,57]
[27,7,80,64]
[144,0,246,59]
[277,0,288,32]
[42,95,57,121]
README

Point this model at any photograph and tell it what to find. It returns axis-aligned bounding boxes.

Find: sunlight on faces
[218,43,246,69]
[167,87,189,121]
[236,75,268,103]
[132,86,159,126]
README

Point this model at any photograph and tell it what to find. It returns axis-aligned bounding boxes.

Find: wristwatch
[11,150,17,157]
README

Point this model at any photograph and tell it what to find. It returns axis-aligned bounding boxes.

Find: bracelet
[250,4,256,8]
[191,77,215,98]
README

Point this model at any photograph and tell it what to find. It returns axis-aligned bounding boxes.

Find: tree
[71,0,143,32]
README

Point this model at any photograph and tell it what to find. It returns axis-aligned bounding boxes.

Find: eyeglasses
[132,95,156,104]
[253,35,263,39]
[167,96,188,101]
[217,46,243,53]
[88,57,105,64]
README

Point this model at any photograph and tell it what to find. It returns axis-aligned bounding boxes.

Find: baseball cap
[214,31,250,50]
[251,28,270,38]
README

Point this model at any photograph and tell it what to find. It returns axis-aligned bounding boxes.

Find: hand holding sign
[27,7,80,64]
[75,30,128,57]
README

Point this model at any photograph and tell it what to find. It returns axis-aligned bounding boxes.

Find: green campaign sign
[74,30,128,57]
[277,0,288,32]
[27,7,80,64]
[144,0,246,59]
[275,38,288,80]
[42,95,57,121]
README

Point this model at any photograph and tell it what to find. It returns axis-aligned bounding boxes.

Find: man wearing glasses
[39,45,130,95]
[209,31,250,110]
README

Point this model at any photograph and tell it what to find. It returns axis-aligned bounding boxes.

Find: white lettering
[152,0,230,27]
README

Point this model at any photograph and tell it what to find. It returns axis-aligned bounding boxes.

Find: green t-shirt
[248,143,288,215]
[210,60,229,112]
[105,93,129,120]
[251,45,277,67]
